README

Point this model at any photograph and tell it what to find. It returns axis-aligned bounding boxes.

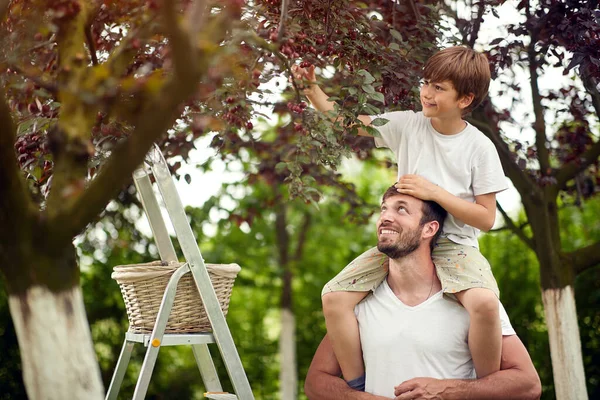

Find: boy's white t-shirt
[371,111,508,248]
[355,280,516,398]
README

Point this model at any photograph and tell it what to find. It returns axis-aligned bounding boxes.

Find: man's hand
[394,377,450,400]
[395,175,440,201]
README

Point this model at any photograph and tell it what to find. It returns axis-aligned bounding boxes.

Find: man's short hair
[382,186,447,252]
[423,46,491,114]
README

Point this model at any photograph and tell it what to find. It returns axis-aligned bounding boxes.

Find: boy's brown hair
[423,46,491,113]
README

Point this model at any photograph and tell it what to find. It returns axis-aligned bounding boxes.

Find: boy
[293,46,507,389]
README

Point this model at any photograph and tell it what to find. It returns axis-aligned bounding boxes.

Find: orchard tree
[441,0,600,398]
[211,1,439,397]
[0,0,439,398]
[0,0,249,398]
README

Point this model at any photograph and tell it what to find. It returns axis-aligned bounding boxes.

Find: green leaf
[362,104,382,115]
[361,84,376,94]
[31,166,42,181]
[365,126,381,137]
[370,117,389,127]
[369,92,385,103]
[275,162,288,174]
[357,69,375,84]
[390,29,403,42]
[389,42,400,51]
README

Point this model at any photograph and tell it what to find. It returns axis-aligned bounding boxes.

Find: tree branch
[496,201,535,251]
[50,79,196,243]
[49,1,236,242]
[467,0,485,47]
[293,213,312,262]
[555,139,600,189]
[406,0,420,21]
[438,1,469,44]
[0,0,9,21]
[581,72,600,123]
[185,0,208,37]
[569,240,600,276]
[8,64,58,95]
[526,8,551,175]
[162,0,197,83]
[45,1,93,217]
[245,32,302,102]
[84,24,98,66]
[100,15,155,80]
[277,0,289,42]
[0,88,35,248]
[469,106,540,200]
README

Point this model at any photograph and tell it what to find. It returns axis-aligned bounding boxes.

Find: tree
[440,1,600,398]
[0,0,245,397]
[0,1,439,398]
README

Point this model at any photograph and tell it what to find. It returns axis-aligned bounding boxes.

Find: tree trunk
[275,202,298,399]
[8,284,104,400]
[279,307,297,400]
[542,285,588,400]
[525,195,588,399]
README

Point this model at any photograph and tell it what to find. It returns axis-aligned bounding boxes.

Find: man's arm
[304,335,390,400]
[393,335,542,400]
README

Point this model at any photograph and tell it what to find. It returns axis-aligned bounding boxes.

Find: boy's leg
[455,288,501,378]
[322,290,370,382]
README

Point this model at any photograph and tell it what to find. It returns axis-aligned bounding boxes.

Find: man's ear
[421,220,440,240]
[458,93,475,110]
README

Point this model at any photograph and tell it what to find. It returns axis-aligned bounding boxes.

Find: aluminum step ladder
[105,145,254,400]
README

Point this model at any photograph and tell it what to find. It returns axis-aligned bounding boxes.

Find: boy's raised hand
[291,63,317,96]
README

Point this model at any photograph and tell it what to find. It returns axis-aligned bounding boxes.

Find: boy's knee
[322,292,346,314]
[470,291,499,318]
[322,291,366,318]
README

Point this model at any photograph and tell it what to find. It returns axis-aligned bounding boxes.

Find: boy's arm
[393,335,542,400]
[395,175,497,232]
[304,335,390,400]
[292,65,374,137]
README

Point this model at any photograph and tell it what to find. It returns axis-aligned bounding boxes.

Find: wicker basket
[112,261,241,334]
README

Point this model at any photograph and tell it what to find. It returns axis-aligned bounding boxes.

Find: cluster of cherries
[287,101,307,114]
[223,97,253,130]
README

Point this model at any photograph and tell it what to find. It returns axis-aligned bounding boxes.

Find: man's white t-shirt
[372,111,508,248]
[355,280,515,398]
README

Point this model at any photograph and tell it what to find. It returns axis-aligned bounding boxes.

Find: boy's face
[419,79,473,120]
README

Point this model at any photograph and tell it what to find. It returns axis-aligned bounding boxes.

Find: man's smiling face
[376,194,424,259]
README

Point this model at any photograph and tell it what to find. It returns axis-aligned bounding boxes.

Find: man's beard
[377,225,422,259]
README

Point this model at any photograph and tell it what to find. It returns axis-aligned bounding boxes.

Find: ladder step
[204,393,238,400]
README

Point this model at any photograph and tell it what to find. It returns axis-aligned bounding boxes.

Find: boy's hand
[395,175,439,201]
[291,64,317,96]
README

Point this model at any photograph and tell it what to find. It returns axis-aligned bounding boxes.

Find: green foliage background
[1,165,599,399]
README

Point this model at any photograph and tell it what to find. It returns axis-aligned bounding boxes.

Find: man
[305,187,541,399]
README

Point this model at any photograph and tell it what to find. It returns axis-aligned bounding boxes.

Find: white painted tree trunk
[542,285,588,400]
[279,308,297,400]
[8,285,104,400]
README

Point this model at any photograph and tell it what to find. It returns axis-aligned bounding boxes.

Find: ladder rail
[133,169,178,262]
[133,263,191,400]
[192,344,223,393]
[148,147,254,399]
[105,340,135,400]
